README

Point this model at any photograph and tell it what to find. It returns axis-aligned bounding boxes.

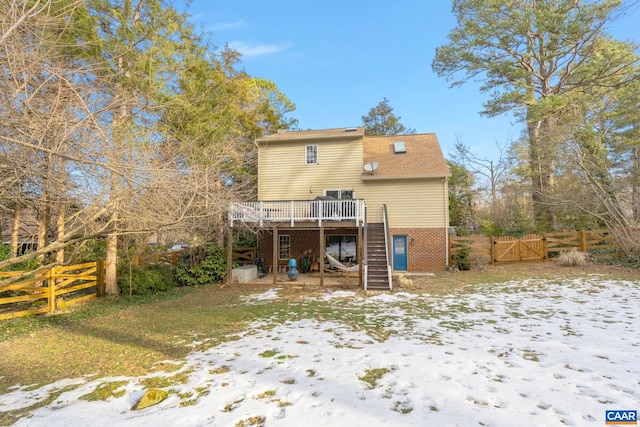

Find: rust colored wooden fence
[450,229,621,266]
[0,261,104,321]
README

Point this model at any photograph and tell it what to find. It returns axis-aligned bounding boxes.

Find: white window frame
[278,235,290,260]
[305,144,318,165]
[324,189,354,199]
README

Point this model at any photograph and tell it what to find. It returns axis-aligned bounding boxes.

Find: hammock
[325,252,360,272]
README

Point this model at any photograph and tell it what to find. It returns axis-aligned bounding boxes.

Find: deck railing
[229,199,366,227]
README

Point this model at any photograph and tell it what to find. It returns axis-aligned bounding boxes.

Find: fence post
[490,236,495,265]
[542,234,548,260]
[96,260,105,297]
[580,230,587,252]
[48,266,57,313]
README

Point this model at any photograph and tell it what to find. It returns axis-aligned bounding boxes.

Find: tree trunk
[105,232,118,295]
[215,178,224,246]
[632,146,639,222]
[55,202,66,265]
[11,204,21,257]
[527,117,555,231]
[37,194,50,266]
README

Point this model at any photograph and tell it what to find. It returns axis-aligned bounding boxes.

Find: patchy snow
[240,288,283,303]
[314,290,358,301]
[3,277,639,426]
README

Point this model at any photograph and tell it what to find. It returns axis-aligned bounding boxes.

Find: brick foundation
[389,228,448,272]
[257,228,358,268]
[256,226,448,272]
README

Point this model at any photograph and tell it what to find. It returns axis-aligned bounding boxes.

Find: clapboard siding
[361,179,448,228]
[258,139,364,201]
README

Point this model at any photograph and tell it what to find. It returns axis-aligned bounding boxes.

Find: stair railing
[382,204,392,290]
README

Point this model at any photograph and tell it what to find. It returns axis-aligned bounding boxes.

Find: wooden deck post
[357,223,363,287]
[319,225,325,287]
[272,226,278,285]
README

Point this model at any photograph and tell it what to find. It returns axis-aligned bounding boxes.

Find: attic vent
[393,141,406,153]
[345,127,358,132]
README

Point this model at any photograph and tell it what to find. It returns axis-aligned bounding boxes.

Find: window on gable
[278,235,290,260]
[305,145,318,165]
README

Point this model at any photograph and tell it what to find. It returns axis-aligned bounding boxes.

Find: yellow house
[229,127,451,290]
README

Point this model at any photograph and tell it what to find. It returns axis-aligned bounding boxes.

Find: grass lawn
[0,261,638,425]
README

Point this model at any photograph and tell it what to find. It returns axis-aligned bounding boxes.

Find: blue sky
[182,1,639,161]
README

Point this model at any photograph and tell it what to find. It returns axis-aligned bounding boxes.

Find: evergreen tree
[361,98,416,136]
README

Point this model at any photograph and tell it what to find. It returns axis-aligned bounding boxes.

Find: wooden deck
[229,199,366,227]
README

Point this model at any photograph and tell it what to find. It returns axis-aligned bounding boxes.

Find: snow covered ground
[2,276,639,427]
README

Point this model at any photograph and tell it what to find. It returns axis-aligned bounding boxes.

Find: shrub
[118,265,177,296]
[557,249,587,267]
[452,246,471,270]
[175,244,227,287]
[69,239,106,263]
[597,255,640,269]
[0,244,40,271]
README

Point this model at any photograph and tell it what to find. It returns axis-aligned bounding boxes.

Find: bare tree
[0,0,296,289]
[450,138,509,221]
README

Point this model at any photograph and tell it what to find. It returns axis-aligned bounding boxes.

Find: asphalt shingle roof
[363,133,450,178]
[256,127,365,142]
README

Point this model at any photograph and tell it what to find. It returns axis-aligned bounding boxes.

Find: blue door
[393,235,408,271]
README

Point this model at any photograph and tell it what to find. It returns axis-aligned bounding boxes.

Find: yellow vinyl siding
[257,135,449,229]
[361,179,447,228]
[258,139,364,200]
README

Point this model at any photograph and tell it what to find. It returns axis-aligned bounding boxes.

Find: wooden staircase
[365,223,391,291]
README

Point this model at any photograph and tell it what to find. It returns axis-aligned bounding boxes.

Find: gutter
[361,173,452,181]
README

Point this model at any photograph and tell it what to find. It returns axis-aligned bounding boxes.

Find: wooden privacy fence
[450,235,492,262]
[450,229,621,266]
[493,233,546,263]
[0,261,105,321]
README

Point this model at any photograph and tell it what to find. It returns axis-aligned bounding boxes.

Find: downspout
[443,177,449,269]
